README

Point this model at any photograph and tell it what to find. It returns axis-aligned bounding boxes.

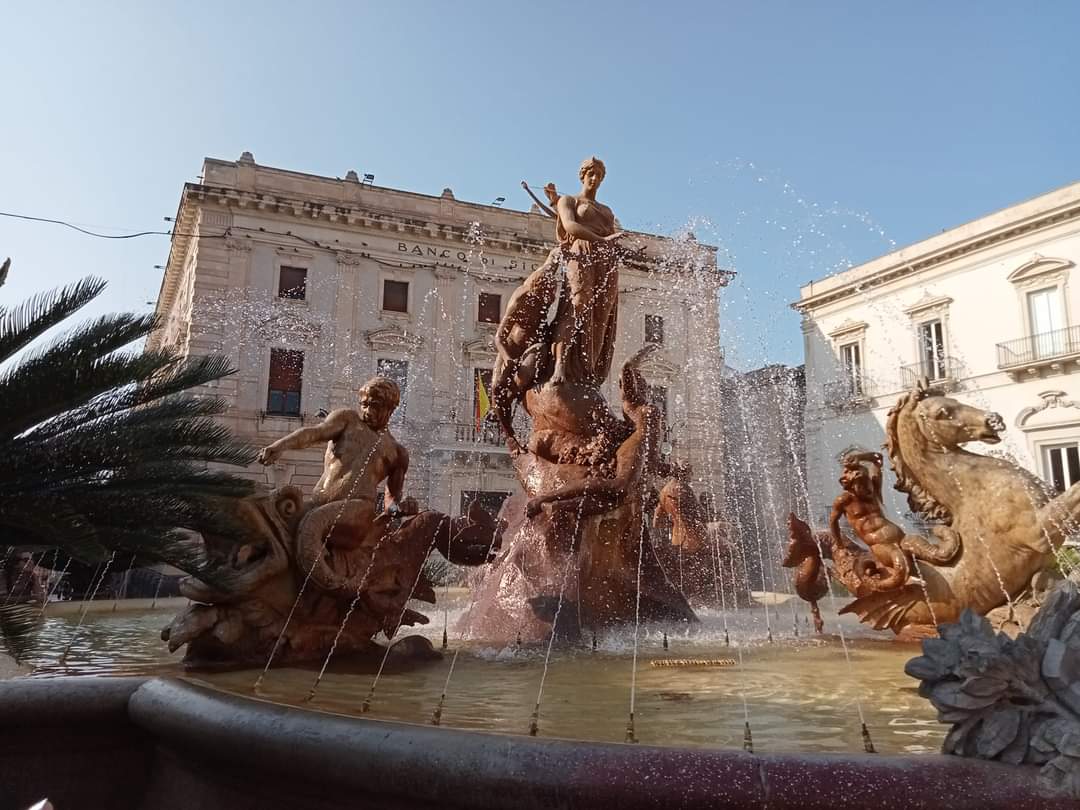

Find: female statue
[548,156,625,386]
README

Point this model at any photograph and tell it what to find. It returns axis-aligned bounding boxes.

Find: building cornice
[793,182,1080,314]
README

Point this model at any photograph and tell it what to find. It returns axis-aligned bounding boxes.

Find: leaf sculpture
[906,581,1080,798]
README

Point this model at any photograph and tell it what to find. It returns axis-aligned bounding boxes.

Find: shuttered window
[278,266,307,300]
[267,349,303,415]
[478,292,501,324]
[383,280,409,313]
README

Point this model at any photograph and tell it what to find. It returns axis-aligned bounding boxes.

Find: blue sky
[2,1,1076,367]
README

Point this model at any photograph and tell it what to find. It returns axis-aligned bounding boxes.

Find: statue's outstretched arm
[258,409,351,463]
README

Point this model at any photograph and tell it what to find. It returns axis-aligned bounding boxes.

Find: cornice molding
[179,182,724,279]
[253,308,323,343]
[794,199,1080,313]
[638,353,680,379]
[364,325,423,351]
[827,319,870,339]
[903,293,954,317]
[462,336,497,360]
[1007,254,1074,285]
[1016,389,1080,428]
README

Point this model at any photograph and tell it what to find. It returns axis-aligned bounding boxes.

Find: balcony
[435,421,509,449]
[996,325,1080,373]
[899,356,964,391]
[822,376,874,412]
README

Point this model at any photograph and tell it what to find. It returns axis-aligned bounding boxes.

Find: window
[278,266,307,300]
[382,280,409,313]
[1028,287,1066,359]
[267,349,304,416]
[478,292,501,324]
[460,490,511,518]
[1043,442,1080,493]
[647,385,668,424]
[645,314,665,345]
[918,319,946,380]
[376,358,409,417]
[839,341,863,395]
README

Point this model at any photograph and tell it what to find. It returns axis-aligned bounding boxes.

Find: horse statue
[799,380,1080,639]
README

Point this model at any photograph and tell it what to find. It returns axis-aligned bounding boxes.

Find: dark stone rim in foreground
[0,676,1072,809]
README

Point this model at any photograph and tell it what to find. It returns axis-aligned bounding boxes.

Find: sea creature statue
[653,469,709,555]
[162,377,503,667]
[905,581,1080,799]
[782,514,829,634]
[830,450,960,592]
[790,379,1080,638]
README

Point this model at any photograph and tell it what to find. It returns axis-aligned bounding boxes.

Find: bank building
[150,153,730,518]
[796,179,1080,530]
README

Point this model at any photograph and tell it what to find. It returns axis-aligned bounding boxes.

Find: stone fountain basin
[0,676,1070,810]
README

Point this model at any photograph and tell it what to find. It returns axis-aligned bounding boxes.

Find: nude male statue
[257,376,412,517]
[829,450,959,592]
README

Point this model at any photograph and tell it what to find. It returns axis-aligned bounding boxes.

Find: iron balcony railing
[899,356,964,389]
[440,421,506,447]
[822,376,874,408]
[996,325,1080,369]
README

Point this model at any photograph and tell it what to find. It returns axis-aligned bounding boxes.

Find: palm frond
[0,262,263,585]
[30,354,238,440]
[0,276,106,364]
[0,258,11,290]
[0,321,170,439]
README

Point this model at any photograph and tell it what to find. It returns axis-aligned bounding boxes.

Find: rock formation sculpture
[905,581,1080,799]
[163,377,503,667]
[466,158,696,640]
[788,380,1080,638]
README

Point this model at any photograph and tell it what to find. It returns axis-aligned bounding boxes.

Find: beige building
[151,153,730,516]
[795,180,1080,530]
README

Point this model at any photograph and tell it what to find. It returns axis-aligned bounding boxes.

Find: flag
[475,374,491,430]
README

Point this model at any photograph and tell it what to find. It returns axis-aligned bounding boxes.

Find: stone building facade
[718,363,807,591]
[795,180,1080,531]
[150,154,730,517]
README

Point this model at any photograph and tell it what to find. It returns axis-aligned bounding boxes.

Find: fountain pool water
[22,596,945,756]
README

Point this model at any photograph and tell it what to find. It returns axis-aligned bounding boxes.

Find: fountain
[3,159,1080,809]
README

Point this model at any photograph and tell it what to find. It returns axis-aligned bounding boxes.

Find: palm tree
[0,256,258,642]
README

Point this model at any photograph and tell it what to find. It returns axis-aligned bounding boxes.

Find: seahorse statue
[840,380,1080,637]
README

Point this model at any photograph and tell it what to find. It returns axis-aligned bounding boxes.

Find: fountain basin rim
[1,675,1071,809]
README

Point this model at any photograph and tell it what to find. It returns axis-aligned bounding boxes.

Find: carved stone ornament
[905,581,1080,799]
[1016,390,1080,428]
[254,309,322,343]
[363,325,423,351]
